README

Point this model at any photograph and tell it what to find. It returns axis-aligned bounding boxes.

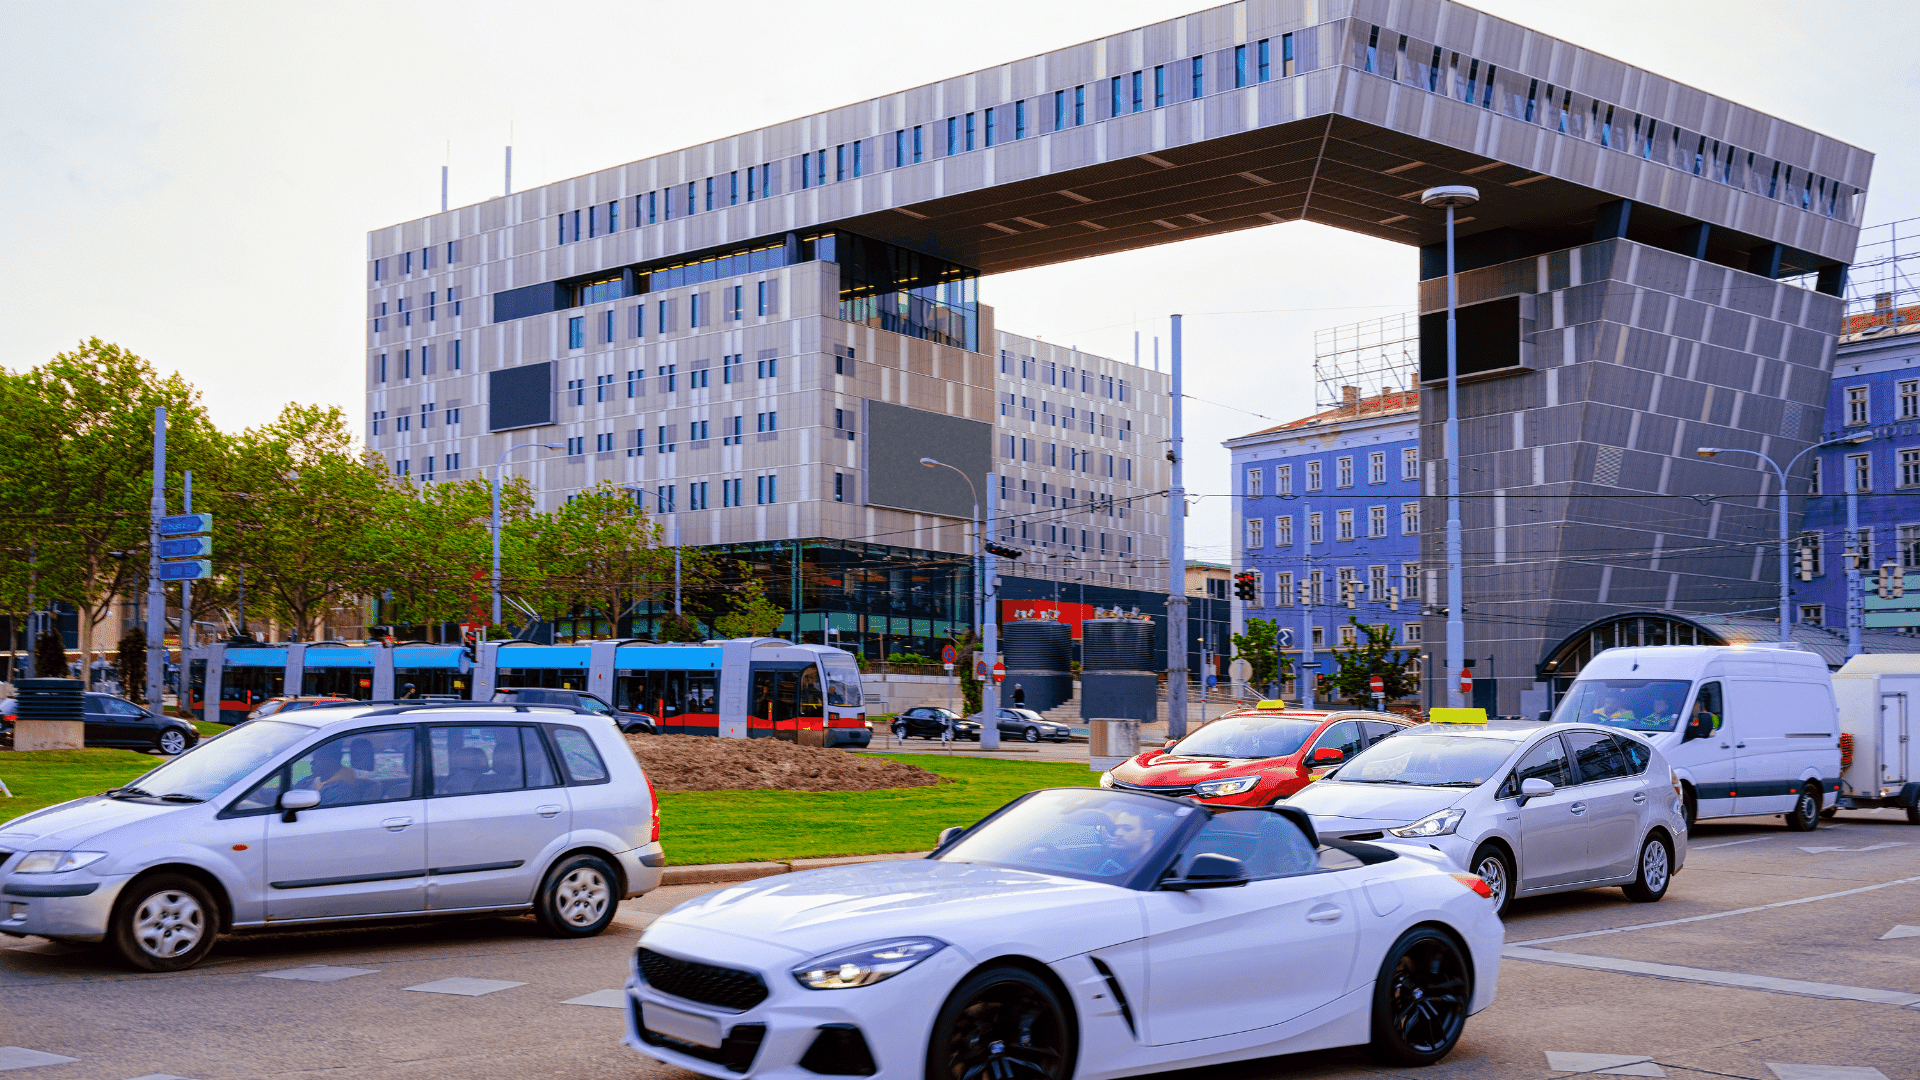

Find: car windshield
[1332,733,1520,788]
[121,720,315,801]
[938,788,1192,884]
[1550,679,1693,732]
[1170,714,1322,759]
[824,660,863,706]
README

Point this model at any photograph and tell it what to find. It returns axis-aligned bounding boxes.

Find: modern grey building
[364,0,1868,688]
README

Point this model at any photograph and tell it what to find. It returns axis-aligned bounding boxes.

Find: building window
[1902,449,1920,488]
[1369,452,1385,484]
[1847,385,1870,426]
[757,411,778,432]
[1276,515,1293,546]
[1851,453,1873,492]
[446,453,460,472]
[965,113,975,150]
[1274,572,1293,607]
[1902,380,1919,420]
[565,437,584,456]
[1855,527,1875,569]
[1402,502,1421,534]
[1402,447,1419,480]
[445,406,460,426]
[1308,512,1323,544]
[1246,518,1263,549]
[1154,66,1166,107]
[1311,625,1325,648]
[757,356,778,378]
[594,432,613,453]
[834,473,845,502]
[595,374,613,402]
[1369,506,1387,538]
[568,317,584,349]
[566,378,585,405]
[1404,622,1422,643]
[727,285,743,321]
[1799,604,1825,626]
[1074,84,1085,125]
[1234,44,1247,88]
[1403,563,1421,599]
[370,410,385,435]
[984,107,996,147]
[1111,76,1123,116]
[756,474,778,504]
[1272,464,1291,494]
[1338,623,1356,646]
[689,293,702,327]
[1336,456,1353,487]
[757,280,768,317]
[1247,468,1263,498]
[1337,509,1354,540]
[1190,54,1204,97]
[1306,460,1322,491]
[1258,38,1270,81]
[1370,565,1389,602]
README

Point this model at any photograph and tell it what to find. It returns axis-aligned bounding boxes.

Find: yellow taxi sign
[1428,708,1488,724]
[1255,699,1291,710]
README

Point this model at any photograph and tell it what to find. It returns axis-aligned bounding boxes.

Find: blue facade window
[1154,66,1165,107]
[837,144,846,181]
[913,125,923,162]
[853,140,862,177]
[1055,90,1066,131]
[965,113,975,151]
[1131,70,1143,112]
[985,107,996,147]
[1258,38,1270,81]
[1191,56,1204,97]
[1235,44,1247,87]
[1074,85,1085,124]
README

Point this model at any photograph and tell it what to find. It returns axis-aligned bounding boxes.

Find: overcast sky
[4,0,1916,566]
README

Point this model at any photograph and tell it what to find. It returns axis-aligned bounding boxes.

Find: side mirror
[937,826,966,848]
[1163,853,1250,891]
[1163,739,1179,750]
[280,788,321,823]
[1518,777,1555,805]
[1311,747,1345,765]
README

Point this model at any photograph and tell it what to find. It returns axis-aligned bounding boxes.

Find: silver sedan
[1286,720,1687,915]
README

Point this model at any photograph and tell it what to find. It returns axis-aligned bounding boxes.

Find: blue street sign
[1205,673,1218,687]
[158,560,212,581]
[158,536,213,559]
[1277,627,1295,649]
[158,513,212,536]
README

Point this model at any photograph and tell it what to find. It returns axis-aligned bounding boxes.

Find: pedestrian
[89,653,109,689]
[399,682,418,699]
[1012,683,1025,707]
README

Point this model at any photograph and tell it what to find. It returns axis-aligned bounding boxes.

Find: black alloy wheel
[1369,927,1471,1065]
[1785,785,1822,832]
[928,966,1073,1080]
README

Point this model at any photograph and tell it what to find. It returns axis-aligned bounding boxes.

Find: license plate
[645,1002,724,1048]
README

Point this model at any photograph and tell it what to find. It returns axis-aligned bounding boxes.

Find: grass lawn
[0,749,164,823]
[659,753,1098,865]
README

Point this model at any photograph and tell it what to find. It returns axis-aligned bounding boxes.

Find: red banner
[1001,600,1103,639]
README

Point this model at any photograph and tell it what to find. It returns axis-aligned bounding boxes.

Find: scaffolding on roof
[1841,216,1920,334]
[1312,310,1419,412]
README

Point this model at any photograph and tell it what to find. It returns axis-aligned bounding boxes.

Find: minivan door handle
[1305,905,1344,923]
[1735,742,1746,749]
[536,804,563,818]
[1632,792,1648,803]
[1568,802,1587,814]
[381,816,414,831]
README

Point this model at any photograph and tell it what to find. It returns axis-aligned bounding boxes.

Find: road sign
[1229,658,1251,683]
[158,560,212,581]
[992,661,1006,684]
[158,536,213,559]
[975,658,989,678]
[1206,673,1218,687]
[157,513,212,536]
[1369,674,1385,694]
[1459,669,1473,695]
[942,644,958,664]
[1277,627,1295,649]
[1298,661,1322,669]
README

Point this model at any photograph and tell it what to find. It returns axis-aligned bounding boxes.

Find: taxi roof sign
[1255,699,1291,710]
[1429,708,1489,725]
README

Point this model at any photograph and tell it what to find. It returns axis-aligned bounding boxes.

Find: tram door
[749,664,825,745]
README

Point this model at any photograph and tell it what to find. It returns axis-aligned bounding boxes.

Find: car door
[1670,681,1736,818]
[110,698,162,747]
[422,724,568,910]
[1306,721,1366,779]
[1359,721,1403,749]
[1562,730,1643,880]
[1140,810,1356,1044]
[1507,734,1592,890]
[80,694,122,745]
[263,726,428,920]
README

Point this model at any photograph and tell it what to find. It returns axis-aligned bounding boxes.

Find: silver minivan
[1288,720,1688,915]
[0,702,665,970]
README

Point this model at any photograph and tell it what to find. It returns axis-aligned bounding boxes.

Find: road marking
[403,978,525,997]
[257,965,376,982]
[1504,947,1920,1006]
[0,1047,80,1070]
[564,989,628,1009]
[124,1074,197,1079]
[1768,1066,1890,1080]
[1692,837,1774,849]
[1545,1051,1665,1076]
[1508,874,1920,946]
[1798,842,1908,854]
[1880,925,1920,940]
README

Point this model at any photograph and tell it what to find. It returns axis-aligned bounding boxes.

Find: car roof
[1394,719,1619,741]
[290,700,596,736]
[1212,708,1405,723]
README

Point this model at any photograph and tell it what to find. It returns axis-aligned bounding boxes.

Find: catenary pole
[1167,315,1189,739]
[181,471,193,655]
[146,407,166,715]
[982,470,1000,749]
[1847,463,1862,658]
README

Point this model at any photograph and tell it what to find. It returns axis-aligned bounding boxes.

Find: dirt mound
[626,734,944,792]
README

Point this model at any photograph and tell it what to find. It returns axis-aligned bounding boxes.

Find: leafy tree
[518,482,669,637]
[712,578,785,639]
[35,631,69,680]
[1329,619,1415,702]
[653,611,708,642]
[372,476,523,636]
[952,628,983,714]
[1231,617,1294,695]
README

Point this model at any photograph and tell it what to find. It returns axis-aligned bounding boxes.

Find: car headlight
[793,938,947,989]
[1389,807,1467,838]
[14,851,107,874]
[1098,771,1114,788]
[1193,776,1261,798]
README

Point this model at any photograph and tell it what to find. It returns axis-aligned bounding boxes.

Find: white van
[1831,654,1920,823]
[1550,644,1840,829]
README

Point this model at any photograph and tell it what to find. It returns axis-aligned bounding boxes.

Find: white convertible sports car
[624,787,1501,1080]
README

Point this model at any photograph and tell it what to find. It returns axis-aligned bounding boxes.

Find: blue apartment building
[1225,389,1425,700]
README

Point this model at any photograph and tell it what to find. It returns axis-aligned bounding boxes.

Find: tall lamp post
[493,442,563,626]
[1420,184,1479,709]
[1697,433,1871,642]
[921,457,999,749]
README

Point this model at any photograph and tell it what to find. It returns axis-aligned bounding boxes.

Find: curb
[660,850,931,886]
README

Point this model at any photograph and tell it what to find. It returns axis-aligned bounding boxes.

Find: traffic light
[1387,586,1401,612]
[983,541,1026,560]
[1341,580,1360,609]
[1232,572,1256,601]
[1881,561,1905,600]
[1798,546,1816,582]
[1296,580,1311,605]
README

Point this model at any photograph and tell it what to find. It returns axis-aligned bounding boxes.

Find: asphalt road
[4,811,1919,1080]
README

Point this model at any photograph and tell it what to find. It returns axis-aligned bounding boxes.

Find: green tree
[1329,618,1415,702]
[1231,617,1294,695]
[372,476,521,636]
[35,631,69,680]
[116,627,146,701]
[712,578,786,639]
[953,628,983,714]
[517,482,670,637]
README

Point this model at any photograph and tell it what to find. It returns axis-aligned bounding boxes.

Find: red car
[1100,704,1413,806]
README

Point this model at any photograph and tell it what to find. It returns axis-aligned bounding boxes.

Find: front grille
[1110,779,1198,799]
[636,948,769,1012]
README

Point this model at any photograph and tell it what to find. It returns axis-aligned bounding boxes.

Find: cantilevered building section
[365,0,1868,688]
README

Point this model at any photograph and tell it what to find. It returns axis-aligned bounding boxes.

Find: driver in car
[1591,691,1635,722]
[1095,809,1160,876]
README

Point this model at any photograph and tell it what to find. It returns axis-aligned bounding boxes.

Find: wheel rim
[1641,839,1670,893]
[1474,853,1508,910]
[1026,728,1039,742]
[1387,938,1469,1055]
[1798,793,1817,824]
[555,867,610,927]
[895,724,907,738]
[942,978,1068,1080]
[131,888,205,959]
[160,731,186,754]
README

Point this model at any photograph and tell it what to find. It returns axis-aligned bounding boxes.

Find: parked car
[977,707,1073,743]
[0,700,666,971]
[245,695,355,721]
[3,693,198,754]
[1288,719,1688,916]
[493,687,656,734]
[890,707,980,741]
[1101,705,1411,806]
[625,787,1500,1075]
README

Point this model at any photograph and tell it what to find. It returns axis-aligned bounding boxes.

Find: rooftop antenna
[441,141,449,213]
[504,122,514,196]
[1133,330,1140,367]
[1154,336,1160,371]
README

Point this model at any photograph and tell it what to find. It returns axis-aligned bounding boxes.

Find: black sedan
[2,694,198,754]
[891,706,981,741]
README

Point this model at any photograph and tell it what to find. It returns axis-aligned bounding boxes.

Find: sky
[4,0,1918,568]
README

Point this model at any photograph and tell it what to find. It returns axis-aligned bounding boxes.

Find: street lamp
[1696,433,1871,641]
[493,442,564,626]
[1420,183,1480,708]
[922,456,999,749]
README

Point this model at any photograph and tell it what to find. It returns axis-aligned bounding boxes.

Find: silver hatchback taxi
[1287,720,1687,915]
[0,702,665,970]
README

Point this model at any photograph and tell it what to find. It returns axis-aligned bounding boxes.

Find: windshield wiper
[106,786,155,799]
[158,793,206,803]
[1336,778,1420,785]
[1422,780,1485,788]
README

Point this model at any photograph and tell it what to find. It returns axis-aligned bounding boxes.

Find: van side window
[1684,682,1723,743]
[550,726,610,785]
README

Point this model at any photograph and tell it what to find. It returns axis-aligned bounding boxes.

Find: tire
[534,854,618,938]
[109,873,217,972]
[1025,726,1041,743]
[157,728,189,756]
[1622,834,1673,903]
[1907,803,1920,826]
[1468,844,1513,918]
[927,965,1073,1080]
[1785,785,1822,832]
[893,723,909,740]
[1368,927,1472,1066]
[1682,787,1698,829]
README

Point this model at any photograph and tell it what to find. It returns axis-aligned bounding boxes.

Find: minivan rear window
[550,726,609,785]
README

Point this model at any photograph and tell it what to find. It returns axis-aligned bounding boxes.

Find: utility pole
[181,471,193,654]
[1847,465,1863,658]
[145,407,166,715]
[1167,315,1189,739]
[982,471,1000,749]
[1301,501,1316,710]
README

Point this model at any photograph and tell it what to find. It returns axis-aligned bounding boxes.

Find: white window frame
[1903,380,1920,420]
[1847,385,1870,426]
[1276,515,1293,546]
[1246,517,1264,549]
[1338,623,1357,645]
[1404,622,1424,643]
[1336,508,1354,540]
[1275,572,1294,607]
[1402,502,1421,534]
[1369,564,1388,600]
[1336,455,1354,488]
[1901,448,1920,489]
[1401,447,1418,480]
[1309,512,1324,544]
[1368,452,1386,484]
[1402,562,1421,599]
[1850,453,1873,492]
[1799,604,1825,626]
[1306,460,1322,491]
[1901,524,1920,569]
[1276,464,1292,494]
[1247,468,1263,498]
[1368,505,1387,538]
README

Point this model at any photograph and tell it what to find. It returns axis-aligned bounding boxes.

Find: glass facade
[825,232,979,352]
